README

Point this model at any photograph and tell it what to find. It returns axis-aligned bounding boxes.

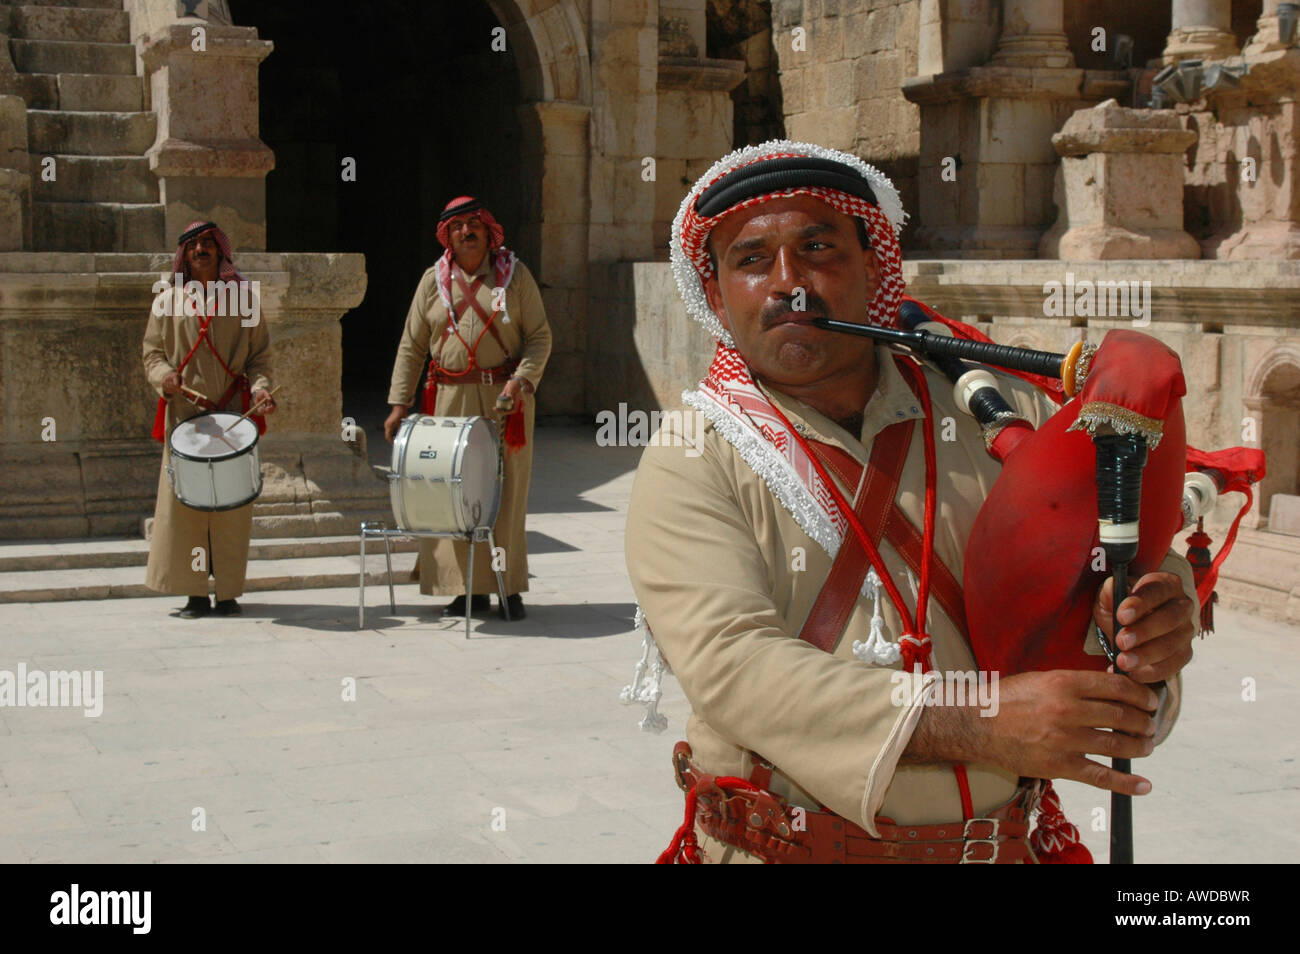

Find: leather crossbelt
[673,742,1039,864]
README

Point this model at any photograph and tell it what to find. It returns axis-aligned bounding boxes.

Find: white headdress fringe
[670,139,908,347]
[683,387,842,559]
[619,605,669,733]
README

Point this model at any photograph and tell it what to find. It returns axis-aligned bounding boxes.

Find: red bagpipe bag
[964,329,1188,675]
[901,297,1264,672]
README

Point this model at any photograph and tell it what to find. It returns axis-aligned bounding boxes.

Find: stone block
[979,97,1058,165]
[57,73,145,112]
[1022,161,1057,228]
[826,59,854,108]
[537,350,584,416]
[975,163,1025,227]
[538,223,589,290]
[1270,494,1300,536]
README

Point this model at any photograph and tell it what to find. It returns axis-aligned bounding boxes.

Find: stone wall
[772,0,923,244]
[586,261,714,416]
[0,251,381,539]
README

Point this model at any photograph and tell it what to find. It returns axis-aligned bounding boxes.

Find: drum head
[170,412,258,461]
[458,418,501,529]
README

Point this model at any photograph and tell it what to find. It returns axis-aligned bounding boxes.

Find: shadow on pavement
[466,602,638,639]
[248,601,637,637]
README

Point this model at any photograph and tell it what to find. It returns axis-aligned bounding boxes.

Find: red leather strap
[796,419,913,653]
[810,440,969,640]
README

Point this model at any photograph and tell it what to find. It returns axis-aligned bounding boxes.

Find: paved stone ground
[0,425,1295,863]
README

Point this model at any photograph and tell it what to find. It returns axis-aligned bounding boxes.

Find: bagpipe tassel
[1030,781,1093,864]
[1185,520,1217,636]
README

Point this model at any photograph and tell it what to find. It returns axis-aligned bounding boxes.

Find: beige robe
[625,345,1195,864]
[142,289,272,601]
[387,255,552,596]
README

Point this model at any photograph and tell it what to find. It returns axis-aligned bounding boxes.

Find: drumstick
[223,384,281,433]
[179,384,211,404]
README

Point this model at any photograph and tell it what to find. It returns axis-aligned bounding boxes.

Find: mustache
[760,293,832,330]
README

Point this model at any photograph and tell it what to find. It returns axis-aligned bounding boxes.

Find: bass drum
[389,415,502,533]
[167,411,263,511]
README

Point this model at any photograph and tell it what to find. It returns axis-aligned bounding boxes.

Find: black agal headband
[694,156,878,218]
[438,198,485,223]
[177,221,219,246]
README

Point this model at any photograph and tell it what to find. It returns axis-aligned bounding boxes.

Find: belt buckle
[480,370,494,386]
[961,818,1000,864]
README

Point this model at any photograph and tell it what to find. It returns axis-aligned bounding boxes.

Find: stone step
[32,200,164,252]
[0,552,422,604]
[139,509,398,541]
[13,0,126,9]
[8,72,58,108]
[0,534,421,573]
[28,109,155,156]
[57,72,145,111]
[11,4,131,44]
[10,38,136,76]
[30,154,157,203]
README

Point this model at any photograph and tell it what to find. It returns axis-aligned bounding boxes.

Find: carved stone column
[137,23,275,250]
[1163,0,1238,64]
[991,0,1073,69]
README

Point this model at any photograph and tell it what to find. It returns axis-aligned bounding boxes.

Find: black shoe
[179,596,210,619]
[500,594,526,620]
[441,595,490,618]
[213,598,241,616]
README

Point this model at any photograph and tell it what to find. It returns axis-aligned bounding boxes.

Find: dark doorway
[231,0,524,440]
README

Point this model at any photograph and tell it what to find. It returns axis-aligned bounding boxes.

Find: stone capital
[1050,100,1197,156]
[147,137,274,178]
[903,65,1084,105]
[656,56,746,91]
[137,22,272,73]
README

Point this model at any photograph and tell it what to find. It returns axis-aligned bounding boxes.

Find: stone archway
[232,0,590,421]
[1246,346,1300,529]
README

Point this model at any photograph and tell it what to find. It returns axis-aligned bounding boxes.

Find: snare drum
[389,415,502,533]
[167,411,263,511]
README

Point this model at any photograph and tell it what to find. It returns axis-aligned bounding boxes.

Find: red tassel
[1030,781,1094,864]
[151,396,168,442]
[422,377,437,415]
[1041,842,1094,864]
[503,398,526,454]
[1200,591,1217,635]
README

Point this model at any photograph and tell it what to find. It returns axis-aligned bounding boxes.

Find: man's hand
[906,670,1161,795]
[982,670,1159,795]
[1093,571,1195,684]
[498,376,531,411]
[162,371,182,397]
[383,404,408,443]
[251,388,277,415]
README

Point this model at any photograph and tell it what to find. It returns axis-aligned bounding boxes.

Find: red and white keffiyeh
[434,195,517,327]
[673,141,910,556]
[173,220,245,284]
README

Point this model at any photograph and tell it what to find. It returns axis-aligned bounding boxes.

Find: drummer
[142,221,275,619]
[384,196,552,620]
